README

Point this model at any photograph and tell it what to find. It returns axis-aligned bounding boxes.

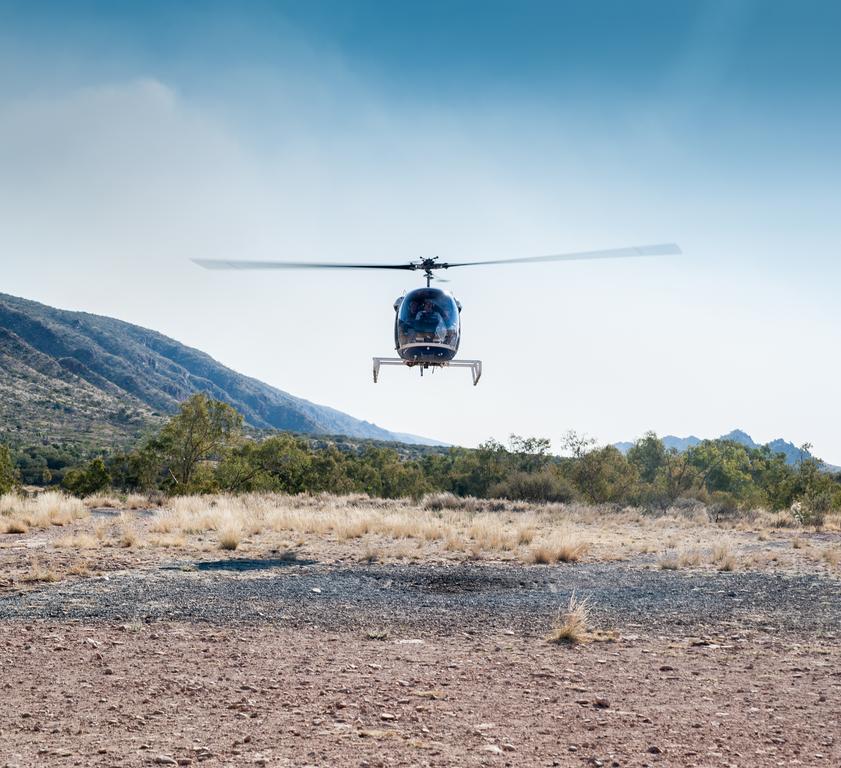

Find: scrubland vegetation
[3,487,838,582]
[2,395,841,535]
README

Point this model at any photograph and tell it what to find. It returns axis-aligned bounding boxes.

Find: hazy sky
[1,1,840,460]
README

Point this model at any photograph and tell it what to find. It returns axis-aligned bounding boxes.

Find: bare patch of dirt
[0,624,838,767]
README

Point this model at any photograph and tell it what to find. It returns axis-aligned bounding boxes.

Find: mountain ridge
[615,429,837,470]
[0,292,438,447]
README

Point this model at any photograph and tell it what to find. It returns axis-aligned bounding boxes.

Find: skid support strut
[373,358,482,385]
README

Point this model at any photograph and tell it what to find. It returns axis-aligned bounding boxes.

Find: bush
[490,469,577,503]
[0,444,18,494]
[63,457,111,497]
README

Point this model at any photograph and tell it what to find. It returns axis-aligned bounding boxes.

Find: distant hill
[615,428,838,470]
[0,292,438,448]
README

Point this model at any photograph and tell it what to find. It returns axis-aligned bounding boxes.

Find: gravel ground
[2,520,840,767]
[2,559,839,638]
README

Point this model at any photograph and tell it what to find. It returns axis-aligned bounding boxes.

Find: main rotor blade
[443,243,682,269]
[193,259,416,271]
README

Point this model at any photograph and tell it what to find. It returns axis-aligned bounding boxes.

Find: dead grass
[4,492,833,578]
[218,523,242,551]
[527,532,588,564]
[0,492,88,532]
[821,547,840,568]
[678,549,703,567]
[83,494,122,509]
[23,559,59,583]
[119,526,140,548]
[54,533,98,549]
[67,559,92,577]
[657,552,680,570]
[3,518,29,534]
[547,594,592,644]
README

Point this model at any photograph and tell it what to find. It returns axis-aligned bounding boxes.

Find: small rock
[647,745,662,754]
[594,698,610,709]
[154,757,177,766]
[482,745,504,755]
[311,588,321,594]
[380,712,396,721]
[502,743,516,752]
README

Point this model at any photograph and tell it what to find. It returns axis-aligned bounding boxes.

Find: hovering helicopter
[194,242,681,385]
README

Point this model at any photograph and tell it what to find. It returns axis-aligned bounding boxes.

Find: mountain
[0,292,437,448]
[615,428,836,469]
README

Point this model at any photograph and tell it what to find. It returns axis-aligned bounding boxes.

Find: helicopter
[194,242,681,385]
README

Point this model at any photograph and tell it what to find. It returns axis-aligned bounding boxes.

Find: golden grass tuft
[55,533,98,549]
[83,494,122,509]
[67,559,92,577]
[547,594,592,644]
[3,518,29,534]
[1,491,88,531]
[23,559,59,583]
[119,526,140,548]
[527,531,588,564]
[218,523,242,551]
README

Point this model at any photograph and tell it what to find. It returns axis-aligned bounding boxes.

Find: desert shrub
[707,491,740,522]
[0,445,18,494]
[490,469,576,503]
[63,457,111,497]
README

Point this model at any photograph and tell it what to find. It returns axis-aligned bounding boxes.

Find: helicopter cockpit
[395,288,460,357]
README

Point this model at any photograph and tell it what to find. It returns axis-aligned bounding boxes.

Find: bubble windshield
[397,289,459,347]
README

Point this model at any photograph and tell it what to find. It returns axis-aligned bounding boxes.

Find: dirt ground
[1,498,840,766]
[1,623,838,768]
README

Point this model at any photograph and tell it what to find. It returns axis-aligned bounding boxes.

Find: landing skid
[373,357,482,386]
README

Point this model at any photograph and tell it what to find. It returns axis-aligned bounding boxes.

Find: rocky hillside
[0,292,427,448]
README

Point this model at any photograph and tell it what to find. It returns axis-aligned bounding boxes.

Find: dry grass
[679,549,703,567]
[821,547,840,568]
[67,559,92,577]
[0,492,88,532]
[3,518,29,534]
[83,494,122,509]
[527,531,588,564]
[54,533,98,549]
[657,552,680,570]
[218,523,242,551]
[23,559,59,583]
[547,594,592,644]
[119,526,140,548]
[3,491,836,580]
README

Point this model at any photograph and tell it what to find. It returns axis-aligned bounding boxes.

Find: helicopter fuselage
[393,287,461,364]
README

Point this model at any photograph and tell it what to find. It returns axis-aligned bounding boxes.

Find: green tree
[0,444,19,494]
[508,435,553,473]
[63,457,111,496]
[216,434,314,493]
[158,394,243,490]
[627,432,666,484]
[572,445,637,503]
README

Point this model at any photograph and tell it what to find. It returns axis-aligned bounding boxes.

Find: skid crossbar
[373,357,482,386]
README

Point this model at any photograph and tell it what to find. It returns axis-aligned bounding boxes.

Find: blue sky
[1,1,840,459]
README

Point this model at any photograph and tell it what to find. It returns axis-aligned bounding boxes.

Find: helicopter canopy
[397,288,459,348]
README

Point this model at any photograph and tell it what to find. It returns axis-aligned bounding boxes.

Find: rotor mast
[416,257,442,287]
